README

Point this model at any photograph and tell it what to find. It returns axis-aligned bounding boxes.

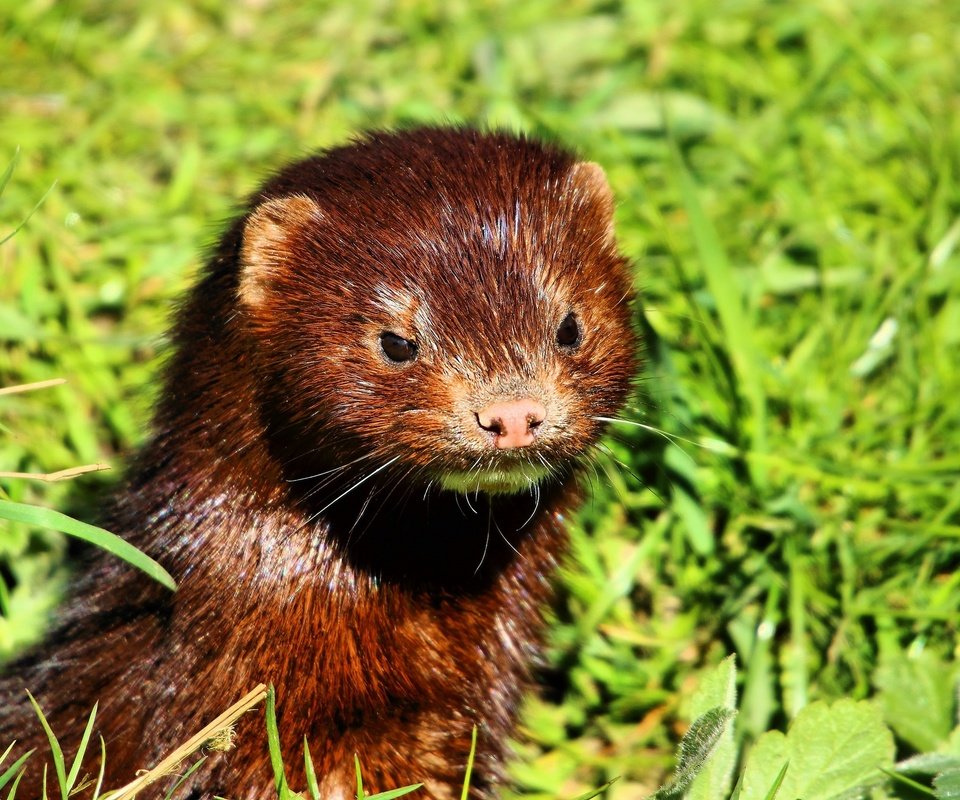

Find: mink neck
[301,471,570,589]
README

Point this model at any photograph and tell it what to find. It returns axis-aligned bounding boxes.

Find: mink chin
[0,127,638,799]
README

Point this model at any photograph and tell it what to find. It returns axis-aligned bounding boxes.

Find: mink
[0,127,637,799]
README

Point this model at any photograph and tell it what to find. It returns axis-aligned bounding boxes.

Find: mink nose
[475,399,546,449]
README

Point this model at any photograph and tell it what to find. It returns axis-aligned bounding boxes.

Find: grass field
[2,1,959,798]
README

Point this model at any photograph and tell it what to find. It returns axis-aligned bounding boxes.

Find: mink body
[0,128,637,799]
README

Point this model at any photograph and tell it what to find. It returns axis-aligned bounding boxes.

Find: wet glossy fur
[0,128,637,799]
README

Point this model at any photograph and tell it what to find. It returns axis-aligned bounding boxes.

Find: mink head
[233,128,637,495]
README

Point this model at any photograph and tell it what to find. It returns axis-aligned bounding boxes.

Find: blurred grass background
[1,1,959,798]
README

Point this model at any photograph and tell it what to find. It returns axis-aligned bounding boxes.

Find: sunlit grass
[2,1,959,798]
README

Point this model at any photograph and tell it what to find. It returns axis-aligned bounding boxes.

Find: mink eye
[380,332,418,363]
[556,312,582,350]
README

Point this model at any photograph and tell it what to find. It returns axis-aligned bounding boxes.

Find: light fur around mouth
[437,463,554,494]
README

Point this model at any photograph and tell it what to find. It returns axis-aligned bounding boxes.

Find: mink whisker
[518,481,541,530]
[308,455,402,520]
[287,452,376,482]
[591,415,713,454]
[489,511,521,559]
[348,463,416,544]
[534,451,554,477]
[592,441,647,489]
[474,505,492,575]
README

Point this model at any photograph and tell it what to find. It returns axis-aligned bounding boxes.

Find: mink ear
[569,161,616,244]
[239,194,323,309]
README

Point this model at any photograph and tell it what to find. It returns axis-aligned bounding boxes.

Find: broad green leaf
[684,656,738,800]
[739,700,894,800]
[683,656,738,718]
[897,753,960,777]
[935,767,960,800]
[0,500,175,591]
[875,649,958,753]
[653,707,736,800]
[951,727,960,756]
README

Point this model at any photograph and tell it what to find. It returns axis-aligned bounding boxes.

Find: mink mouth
[436,463,555,495]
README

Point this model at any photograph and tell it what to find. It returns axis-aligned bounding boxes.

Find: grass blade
[0,749,34,792]
[265,686,291,800]
[0,180,56,246]
[5,768,25,800]
[304,738,320,800]
[880,767,937,797]
[91,737,106,800]
[0,500,175,591]
[353,753,422,800]
[26,693,67,800]
[567,777,619,800]
[0,379,67,396]
[162,756,206,800]
[355,754,365,800]
[460,726,477,800]
[670,142,768,485]
[0,148,20,196]
[762,760,790,800]
[365,785,424,800]
[65,703,98,791]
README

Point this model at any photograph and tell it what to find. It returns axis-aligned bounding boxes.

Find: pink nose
[476,399,546,449]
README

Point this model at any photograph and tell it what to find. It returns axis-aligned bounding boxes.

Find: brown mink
[0,127,637,799]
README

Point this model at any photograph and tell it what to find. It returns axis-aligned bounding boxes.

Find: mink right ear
[239,194,323,310]
[569,161,616,245]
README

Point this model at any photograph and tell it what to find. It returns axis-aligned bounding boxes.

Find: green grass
[2,1,959,798]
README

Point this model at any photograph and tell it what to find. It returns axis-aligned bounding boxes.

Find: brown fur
[0,128,637,799]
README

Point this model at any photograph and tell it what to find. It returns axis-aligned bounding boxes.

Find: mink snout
[475,398,546,448]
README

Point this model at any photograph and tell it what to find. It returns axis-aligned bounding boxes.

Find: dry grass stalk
[0,463,111,482]
[0,379,68,396]
[102,683,268,800]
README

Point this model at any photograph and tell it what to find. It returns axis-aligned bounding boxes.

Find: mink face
[0,128,638,800]
[236,129,636,498]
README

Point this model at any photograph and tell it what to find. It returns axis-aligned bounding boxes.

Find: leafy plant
[648,656,957,800]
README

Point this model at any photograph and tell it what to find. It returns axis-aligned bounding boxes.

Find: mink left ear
[569,161,616,244]
[239,194,323,310]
